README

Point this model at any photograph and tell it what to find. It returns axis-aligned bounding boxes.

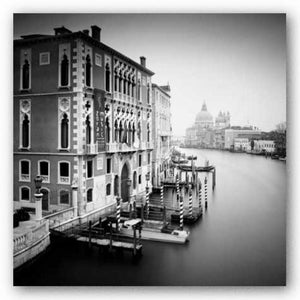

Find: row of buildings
[13,25,172,216]
[184,102,286,155]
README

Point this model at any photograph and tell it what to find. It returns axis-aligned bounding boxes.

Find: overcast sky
[14,13,286,135]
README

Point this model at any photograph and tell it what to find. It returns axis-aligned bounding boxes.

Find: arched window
[114,120,119,143]
[147,123,150,142]
[127,123,132,146]
[133,171,137,189]
[123,121,128,144]
[38,160,50,183]
[61,113,69,149]
[85,54,91,87]
[114,175,119,196]
[119,76,122,93]
[58,161,70,184]
[114,72,118,92]
[147,83,150,104]
[22,60,30,89]
[22,114,30,148]
[87,188,93,203]
[105,63,110,92]
[127,78,131,96]
[19,159,30,182]
[137,79,141,100]
[61,54,69,86]
[106,183,111,196]
[137,122,141,140]
[131,81,135,97]
[86,115,91,145]
[105,117,110,143]
[132,123,136,144]
[20,186,30,201]
[123,77,127,95]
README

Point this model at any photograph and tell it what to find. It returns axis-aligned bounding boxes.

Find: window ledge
[57,86,71,91]
[18,147,31,151]
[19,89,32,93]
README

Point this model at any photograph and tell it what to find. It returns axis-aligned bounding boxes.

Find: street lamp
[34,175,43,194]
[34,175,43,221]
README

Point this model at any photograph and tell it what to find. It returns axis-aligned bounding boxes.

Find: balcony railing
[20,174,30,182]
[86,143,98,155]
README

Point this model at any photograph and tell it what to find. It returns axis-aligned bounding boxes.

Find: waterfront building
[14,25,154,217]
[234,138,250,152]
[224,129,261,150]
[152,84,172,187]
[253,140,275,153]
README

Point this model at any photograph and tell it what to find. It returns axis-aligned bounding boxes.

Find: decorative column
[205,176,208,209]
[34,175,43,221]
[188,185,193,217]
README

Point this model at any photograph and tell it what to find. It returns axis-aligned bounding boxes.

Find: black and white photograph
[12,12,287,287]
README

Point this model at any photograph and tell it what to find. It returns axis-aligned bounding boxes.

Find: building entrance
[41,189,49,211]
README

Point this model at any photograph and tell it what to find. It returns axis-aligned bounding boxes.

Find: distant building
[152,84,172,187]
[215,111,230,129]
[234,138,250,151]
[225,129,261,150]
[253,140,275,153]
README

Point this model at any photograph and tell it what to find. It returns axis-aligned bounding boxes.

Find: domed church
[195,102,214,129]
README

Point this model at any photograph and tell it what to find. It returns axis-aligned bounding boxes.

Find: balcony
[20,174,30,182]
[106,143,118,153]
[86,143,98,155]
[113,91,135,105]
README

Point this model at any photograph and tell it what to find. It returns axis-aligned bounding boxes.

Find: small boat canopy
[124,219,142,227]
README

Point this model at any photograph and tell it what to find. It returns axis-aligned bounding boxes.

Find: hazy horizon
[14,13,286,135]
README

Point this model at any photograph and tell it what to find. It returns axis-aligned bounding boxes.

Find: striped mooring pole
[116,197,121,231]
[198,180,202,211]
[188,185,193,217]
[204,177,208,209]
[176,173,180,199]
[179,189,184,230]
[160,184,164,207]
[146,185,149,219]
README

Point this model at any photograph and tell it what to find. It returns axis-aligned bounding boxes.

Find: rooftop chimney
[54,26,72,36]
[91,25,101,42]
[140,56,146,67]
[82,29,89,36]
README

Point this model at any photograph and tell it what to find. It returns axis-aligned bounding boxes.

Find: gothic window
[20,49,31,90]
[119,122,123,143]
[123,121,128,144]
[22,60,30,90]
[133,171,137,189]
[106,158,111,174]
[138,174,142,185]
[139,154,142,167]
[87,189,93,202]
[137,79,141,101]
[20,99,31,149]
[119,76,122,93]
[86,115,91,145]
[105,117,110,143]
[58,98,70,150]
[105,63,111,92]
[114,72,118,92]
[85,54,91,87]
[132,123,136,143]
[60,53,69,87]
[114,120,119,143]
[61,113,69,148]
[147,83,150,104]
[127,77,131,96]
[20,186,30,201]
[22,114,30,148]
[131,80,135,97]
[137,121,141,140]
[123,76,127,95]
[147,123,150,142]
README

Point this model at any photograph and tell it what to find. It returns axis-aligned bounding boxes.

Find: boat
[120,219,190,244]
[279,157,286,162]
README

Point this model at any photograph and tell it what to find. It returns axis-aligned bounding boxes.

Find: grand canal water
[14,148,286,286]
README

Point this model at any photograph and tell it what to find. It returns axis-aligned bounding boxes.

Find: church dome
[195,102,213,124]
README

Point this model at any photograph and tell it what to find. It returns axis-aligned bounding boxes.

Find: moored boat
[120,219,189,244]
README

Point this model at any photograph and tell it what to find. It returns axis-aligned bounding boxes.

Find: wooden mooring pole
[212,168,216,190]
[204,177,208,209]
[179,190,184,230]
[160,184,164,207]
[188,185,193,217]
